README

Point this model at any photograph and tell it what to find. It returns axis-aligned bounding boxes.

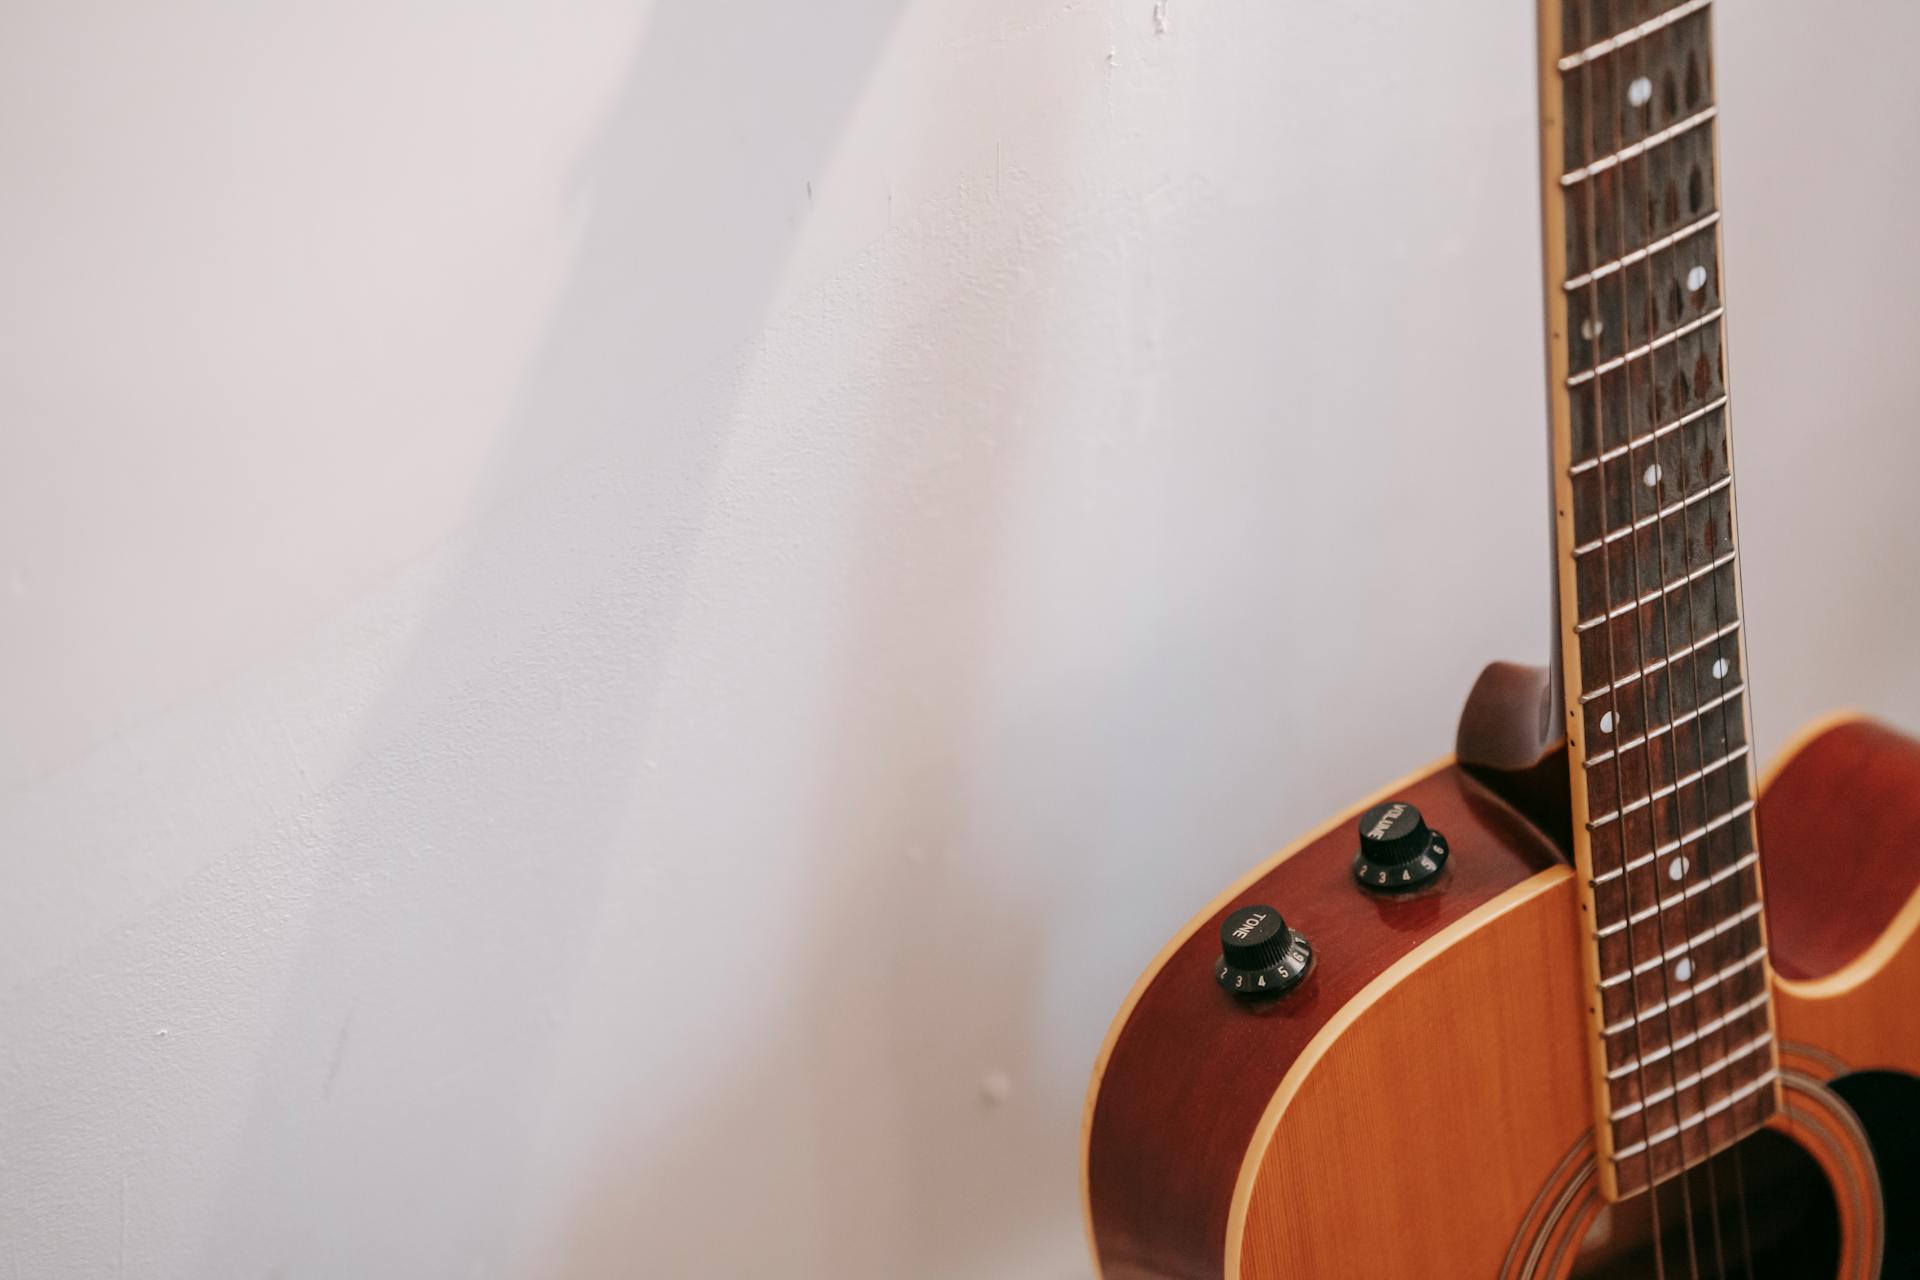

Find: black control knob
[1215,903,1313,998]
[1360,800,1430,864]
[1352,800,1450,892]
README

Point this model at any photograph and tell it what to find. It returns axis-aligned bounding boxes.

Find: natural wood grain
[1077,757,1454,1271]
[1562,0,1697,55]
[1233,868,1590,1278]
[1502,1069,1881,1280]
[1766,717,1920,1087]
[1084,713,1915,1278]
[1759,717,1920,985]
[1457,661,1574,857]
[1230,860,1874,1279]
[1537,0,1632,1202]
[1777,903,1920,1067]
[1083,763,1565,1278]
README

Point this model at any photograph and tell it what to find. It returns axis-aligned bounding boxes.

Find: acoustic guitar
[1080,2,1920,1276]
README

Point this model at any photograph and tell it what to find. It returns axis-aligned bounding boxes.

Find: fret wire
[1604,991,1773,1077]
[1564,211,1721,292]
[1557,0,1773,1203]
[1586,743,1750,829]
[1611,1031,1773,1121]
[1568,306,1723,387]
[1593,850,1759,938]
[1610,1068,1778,1159]
[1569,396,1728,476]
[1630,34,1764,1186]
[1559,0,1714,70]
[1585,682,1745,768]
[1589,800,1756,885]
[1602,943,1767,1034]
[1580,621,1742,705]
[1566,8,1722,1209]
[1574,476,1732,556]
[1574,549,1736,632]
[1613,92,1717,1214]
[1568,31,1664,1202]
[1561,105,1718,187]
[1631,901,1759,974]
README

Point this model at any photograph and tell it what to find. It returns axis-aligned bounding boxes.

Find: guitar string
[1649,32,1764,1276]
[1595,11,1703,1273]
[1687,3,1761,1270]
[1619,9,1728,1273]
[1597,7,1764,1272]
[1574,10,1766,1274]
[1571,11,1668,1271]
[1636,3,1766,1264]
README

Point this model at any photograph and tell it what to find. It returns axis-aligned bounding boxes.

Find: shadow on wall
[542,190,1075,1277]
[194,3,1075,1276]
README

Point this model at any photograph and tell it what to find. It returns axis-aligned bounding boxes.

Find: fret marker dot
[1712,657,1731,679]
[1582,317,1604,340]
[1669,856,1689,881]
[1675,957,1694,982]
[1628,76,1653,108]
[1687,265,1708,293]
[1643,463,1663,488]
[1600,711,1616,734]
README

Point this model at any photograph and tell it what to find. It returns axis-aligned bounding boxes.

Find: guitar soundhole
[1831,1070,1920,1274]
[1568,1130,1839,1279]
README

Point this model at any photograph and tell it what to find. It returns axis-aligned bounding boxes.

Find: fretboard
[1539,0,1780,1201]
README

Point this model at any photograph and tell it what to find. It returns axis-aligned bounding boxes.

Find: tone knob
[1215,903,1313,998]
[1352,800,1450,892]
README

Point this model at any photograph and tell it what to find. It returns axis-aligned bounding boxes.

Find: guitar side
[1081,715,1920,1279]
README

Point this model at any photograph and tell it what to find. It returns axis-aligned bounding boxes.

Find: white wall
[3,3,1917,1276]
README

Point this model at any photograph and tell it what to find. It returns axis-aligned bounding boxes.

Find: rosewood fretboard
[1540,0,1780,1201]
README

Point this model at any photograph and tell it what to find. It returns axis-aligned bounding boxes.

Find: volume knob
[1352,800,1450,891]
[1215,904,1313,998]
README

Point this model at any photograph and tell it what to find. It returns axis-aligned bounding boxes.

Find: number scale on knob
[1215,903,1313,998]
[1351,799,1450,892]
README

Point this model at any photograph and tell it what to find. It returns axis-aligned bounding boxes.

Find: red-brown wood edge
[1085,764,1565,1279]
[1761,717,1920,982]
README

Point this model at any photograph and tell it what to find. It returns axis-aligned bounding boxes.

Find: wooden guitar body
[1082,715,1920,1279]
[1084,5,1911,1270]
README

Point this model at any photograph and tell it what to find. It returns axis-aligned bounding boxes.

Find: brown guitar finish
[1761,718,1920,984]
[1082,714,1920,1278]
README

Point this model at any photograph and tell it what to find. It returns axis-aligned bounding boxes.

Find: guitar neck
[1537,0,1782,1201]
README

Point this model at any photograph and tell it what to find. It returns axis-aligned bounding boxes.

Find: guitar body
[1082,715,1920,1279]
[1085,5,1913,1272]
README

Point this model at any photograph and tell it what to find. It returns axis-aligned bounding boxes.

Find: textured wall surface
[3,3,1917,1276]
